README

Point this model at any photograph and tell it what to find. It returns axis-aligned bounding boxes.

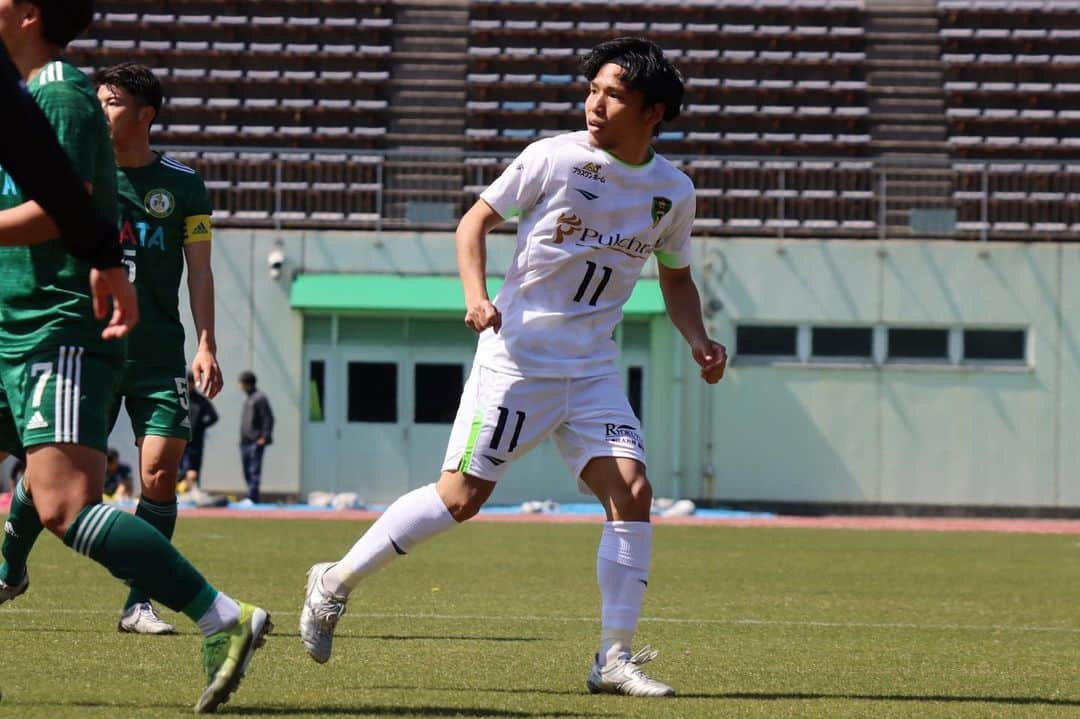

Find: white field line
[2,608,1078,634]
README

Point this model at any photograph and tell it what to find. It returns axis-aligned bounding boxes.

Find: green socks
[63,503,217,621]
[123,497,177,609]
[0,479,44,584]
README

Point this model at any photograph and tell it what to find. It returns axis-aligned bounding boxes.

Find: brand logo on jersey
[605,423,644,450]
[573,188,600,201]
[144,189,175,219]
[119,220,166,251]
[651,197,672,227]
[572,162,606,183]
[553,213,583,244]
[26,411,49,431]
[578,228,655,259]
[483,454,506,467]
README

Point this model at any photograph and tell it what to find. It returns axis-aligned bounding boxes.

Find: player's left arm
[183,198,221,398]
[657,264,727,384]
[655,190,726,384]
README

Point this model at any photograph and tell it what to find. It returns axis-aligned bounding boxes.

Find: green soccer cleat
[194,602,272,714]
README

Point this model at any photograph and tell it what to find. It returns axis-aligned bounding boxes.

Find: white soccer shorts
[441,364,647,483]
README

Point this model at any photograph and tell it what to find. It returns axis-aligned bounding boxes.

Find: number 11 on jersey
[574,260,613,306]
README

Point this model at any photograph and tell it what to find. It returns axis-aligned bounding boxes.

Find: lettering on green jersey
[1,173,18,196]
[119,220,166,250]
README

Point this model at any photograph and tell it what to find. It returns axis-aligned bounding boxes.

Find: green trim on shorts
[457,407,484,473]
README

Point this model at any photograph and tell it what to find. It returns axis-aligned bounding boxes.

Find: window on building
[627,365,644,421]
[414,363,464,424]
[812,327,873,358]
[347,361,396,422]
[308,360,325,422]
[737,325,797,357]
[964,329,1025,361]
[888,328,949,361]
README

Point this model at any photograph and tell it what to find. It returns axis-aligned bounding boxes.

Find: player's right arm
[456,199,505,333]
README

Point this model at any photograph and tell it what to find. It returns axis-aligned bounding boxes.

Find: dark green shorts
[0,346,122,454]
[109,363,192,441]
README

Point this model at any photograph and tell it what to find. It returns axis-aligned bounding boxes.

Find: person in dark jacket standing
[179,371,219,493]
[238,371,273,503]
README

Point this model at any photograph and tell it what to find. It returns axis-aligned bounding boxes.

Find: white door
[337,345,411,502]
[302,347,338,495]
[405,347,474,488]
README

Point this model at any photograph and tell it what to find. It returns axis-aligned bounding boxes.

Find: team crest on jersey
[144,189,175,219]
[651,197,672,227]
[572,162,606,183]
[553,212,583,243]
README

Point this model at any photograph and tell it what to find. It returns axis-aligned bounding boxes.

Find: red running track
[177,507,1080,535]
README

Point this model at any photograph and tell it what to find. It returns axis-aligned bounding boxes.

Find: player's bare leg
[118,435,187,634]
[299,469,480,663]
[581,457,674,697]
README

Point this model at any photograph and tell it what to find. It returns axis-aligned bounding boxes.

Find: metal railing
[163,147,1080,240]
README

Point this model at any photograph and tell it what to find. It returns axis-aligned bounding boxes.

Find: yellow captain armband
[184,214,213,244]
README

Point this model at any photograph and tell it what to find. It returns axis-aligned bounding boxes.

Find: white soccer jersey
[477,131,696,378]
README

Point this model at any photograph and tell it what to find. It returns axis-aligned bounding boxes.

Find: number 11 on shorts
[489,406,525,452]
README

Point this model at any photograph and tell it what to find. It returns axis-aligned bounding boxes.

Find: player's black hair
[580,37,684,136]
[26,0,94,48]
[106,448,119,462]
[95,62,163,123]
[239,370,257,387]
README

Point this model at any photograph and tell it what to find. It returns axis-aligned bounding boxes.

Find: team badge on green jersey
[651,196,672,227]
[144,188,175,219]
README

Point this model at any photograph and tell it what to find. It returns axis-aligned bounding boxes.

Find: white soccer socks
[596,520,652,666]
[196,591,242,637]
[322,483,457,596]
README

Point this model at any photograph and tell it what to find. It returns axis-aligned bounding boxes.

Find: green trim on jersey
[0,60,121,361]
[116,153,212,365]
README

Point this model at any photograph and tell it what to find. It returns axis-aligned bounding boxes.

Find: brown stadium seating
[940,1,1080,161]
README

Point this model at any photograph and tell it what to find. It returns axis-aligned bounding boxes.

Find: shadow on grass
[216,706,599,717]
[685,692,1080,707]
[272,630,546,643]
[48,701,602,717]
[368,684,1080,707]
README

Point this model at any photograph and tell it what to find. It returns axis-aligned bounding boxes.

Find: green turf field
[0,517,1076,718]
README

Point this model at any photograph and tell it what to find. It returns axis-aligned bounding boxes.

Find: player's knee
[626,475,653,516]
[444,492,485,522]
[141,465,178,501]
[37,502,79,536]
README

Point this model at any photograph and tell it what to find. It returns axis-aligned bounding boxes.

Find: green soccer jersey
[116,153,212,365]
[0,59,120,361]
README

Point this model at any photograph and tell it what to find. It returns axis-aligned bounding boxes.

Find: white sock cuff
[196,591,242,637]
[598,521,652,571]
[419,482,454,522]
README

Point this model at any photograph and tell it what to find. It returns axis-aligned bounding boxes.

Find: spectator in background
[178,371,219,494]
[238,371,274,503]
[104,449,133,500]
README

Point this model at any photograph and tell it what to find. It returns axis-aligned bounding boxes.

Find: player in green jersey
[0,2,268,711]
[95,61,223,635]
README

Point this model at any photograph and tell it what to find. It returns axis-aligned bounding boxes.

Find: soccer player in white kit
[300,37,727,697]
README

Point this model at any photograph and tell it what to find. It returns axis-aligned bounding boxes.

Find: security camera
[267,245,285,280]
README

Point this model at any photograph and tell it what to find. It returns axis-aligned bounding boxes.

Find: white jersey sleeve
[654,191,695,269]
[481,142,551,220]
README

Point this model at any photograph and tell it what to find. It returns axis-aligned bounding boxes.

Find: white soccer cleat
[0,571,28,606]
[118,601,177,635]
[586,646,676,697]
[299,562,347,664]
